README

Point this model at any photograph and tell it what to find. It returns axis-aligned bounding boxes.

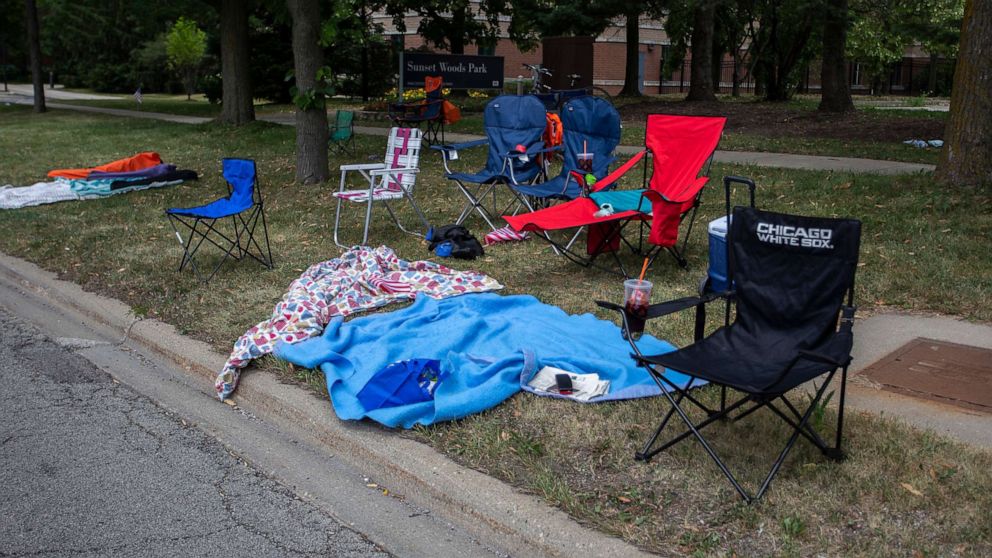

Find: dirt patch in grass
[619,99,946,143]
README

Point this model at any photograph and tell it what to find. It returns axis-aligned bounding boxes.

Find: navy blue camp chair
[166,158,273,283]
[513,96,621,202]
[432,95,547,231]
[389,76,446,144]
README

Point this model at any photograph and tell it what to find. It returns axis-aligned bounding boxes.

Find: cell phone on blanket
[555,373,573,395]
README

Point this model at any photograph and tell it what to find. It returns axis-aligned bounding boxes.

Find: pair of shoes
[593,203,614,218]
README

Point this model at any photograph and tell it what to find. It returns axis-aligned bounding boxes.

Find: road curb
[0,252,652,558]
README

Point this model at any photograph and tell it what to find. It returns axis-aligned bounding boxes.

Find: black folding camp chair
[598,205,862,503]
[166,158,273,283]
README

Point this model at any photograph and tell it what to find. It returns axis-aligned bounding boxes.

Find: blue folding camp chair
[432,95,547,232]
[166,158,273,283]
[513,96,621,203]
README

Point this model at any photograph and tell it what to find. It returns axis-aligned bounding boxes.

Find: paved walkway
[4,83,123,101]
[3,92,936,175]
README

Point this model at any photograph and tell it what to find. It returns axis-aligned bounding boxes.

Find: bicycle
[565,72,614,100]
[522,63,554,95]
[522,64,613,109]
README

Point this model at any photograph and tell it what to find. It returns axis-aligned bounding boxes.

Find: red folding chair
[504,115,726,277]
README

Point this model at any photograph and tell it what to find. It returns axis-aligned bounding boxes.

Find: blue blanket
[274,293,693,428]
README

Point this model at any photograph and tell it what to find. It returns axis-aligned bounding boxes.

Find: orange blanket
[47,152,162,179]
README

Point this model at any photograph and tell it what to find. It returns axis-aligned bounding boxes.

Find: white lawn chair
[333,127,429,247]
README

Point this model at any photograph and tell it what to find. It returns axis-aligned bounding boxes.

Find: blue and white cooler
[707,215,731,292]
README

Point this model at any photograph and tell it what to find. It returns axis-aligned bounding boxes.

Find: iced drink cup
[623,279,652,340]
[577,152,594,173]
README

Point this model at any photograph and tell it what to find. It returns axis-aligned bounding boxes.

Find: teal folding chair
[329,110,357,155]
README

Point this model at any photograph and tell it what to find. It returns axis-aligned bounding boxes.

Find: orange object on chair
[48,152,163,179]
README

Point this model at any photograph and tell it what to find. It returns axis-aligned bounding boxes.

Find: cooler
[707,215,730,292]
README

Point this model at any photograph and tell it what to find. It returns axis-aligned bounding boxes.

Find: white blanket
[0,181,79,210]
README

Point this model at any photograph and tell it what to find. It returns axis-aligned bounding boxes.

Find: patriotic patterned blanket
[216,245,503,399]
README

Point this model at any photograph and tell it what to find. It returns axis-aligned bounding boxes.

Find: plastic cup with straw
[623,257,653,340]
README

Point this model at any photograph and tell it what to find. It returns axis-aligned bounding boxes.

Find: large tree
[219,0,255,124]
[935,0,991,187]
[287,0,329,183]
[749,0,818,101]
[618,8,644,97]
[686,0,718,101]
[24,0,44,113]
[818,0,854,112]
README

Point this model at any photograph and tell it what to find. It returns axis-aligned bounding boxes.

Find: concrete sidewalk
[3,93,936,175]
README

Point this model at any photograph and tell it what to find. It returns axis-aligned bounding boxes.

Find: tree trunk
[220,0,255,125]
[618,11,642,97]
[450,6,466,55]
[24,0,45,113]
[927,52,938,94]
[711,38,723,94]
[288,0,329,184]
[687,0,717,102]
[936,0,992,187]
[360,3,369,101]
[818,0,853,112]
[732,54,740,97]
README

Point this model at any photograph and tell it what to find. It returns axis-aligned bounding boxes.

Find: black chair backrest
[729,207,862,346]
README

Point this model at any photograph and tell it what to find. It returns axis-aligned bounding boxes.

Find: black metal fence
[658,57,955,96]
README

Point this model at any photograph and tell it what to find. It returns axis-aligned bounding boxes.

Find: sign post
[397,50,404,102]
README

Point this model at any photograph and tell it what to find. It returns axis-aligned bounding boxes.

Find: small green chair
[329,110,356,154]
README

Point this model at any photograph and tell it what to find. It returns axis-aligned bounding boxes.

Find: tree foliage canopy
[166,16,208,98]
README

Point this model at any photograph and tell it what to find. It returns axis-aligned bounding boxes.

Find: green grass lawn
[1,104,989,556]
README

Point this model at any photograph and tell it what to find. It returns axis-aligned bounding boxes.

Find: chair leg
[259,204,274,269]
[640,374,842,503]
[383,193,430,237]
[826,367,848,461]
[362,192,374,245]
[653,385,756,502]
[333,171,349,248]
[454,180,500,231]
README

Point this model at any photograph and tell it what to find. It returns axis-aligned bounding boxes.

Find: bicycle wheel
[590,86,613,100]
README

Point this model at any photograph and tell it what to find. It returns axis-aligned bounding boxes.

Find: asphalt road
[0,308,390,558]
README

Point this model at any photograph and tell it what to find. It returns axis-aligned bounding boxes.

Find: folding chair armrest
[595,300,625,313]
[340,163,385,171]
[369,167,420,176]
[645,295,711,319]
[430,138,488,153]
[642,176,710,206]
[502,141,546,160]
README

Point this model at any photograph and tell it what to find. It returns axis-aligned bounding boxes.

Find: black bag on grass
[427,224,484,260]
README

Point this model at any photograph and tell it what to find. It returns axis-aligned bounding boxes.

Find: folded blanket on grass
[0,181,78,210]
[274,293,693,428]
[216,245,503,400]
[0,177,191,210]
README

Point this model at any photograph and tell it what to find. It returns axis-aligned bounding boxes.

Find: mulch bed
[618,100,946,143]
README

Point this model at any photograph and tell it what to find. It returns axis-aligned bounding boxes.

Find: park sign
[401,52,504,90]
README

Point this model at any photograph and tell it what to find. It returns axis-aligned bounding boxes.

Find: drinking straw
[583,140,587,154]
[637,257,650,284]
